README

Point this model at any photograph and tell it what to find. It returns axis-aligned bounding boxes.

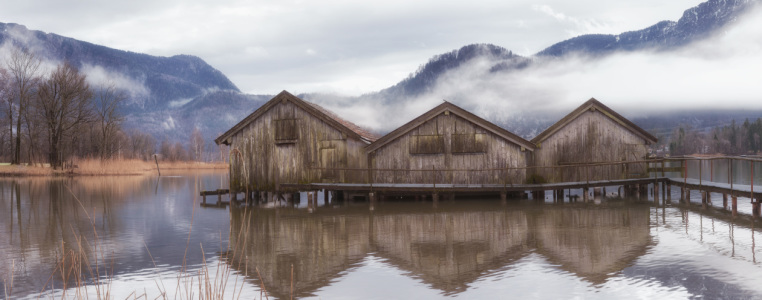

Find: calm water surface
[3,170,762,299]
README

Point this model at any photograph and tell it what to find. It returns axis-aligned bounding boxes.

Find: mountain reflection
[228,201,652,298]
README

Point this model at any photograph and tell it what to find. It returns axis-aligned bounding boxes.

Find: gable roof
[215,90,379,145]
[366,101,535,153]
[530,98,658,145]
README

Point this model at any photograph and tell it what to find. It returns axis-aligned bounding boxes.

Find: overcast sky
[0,0,706,96]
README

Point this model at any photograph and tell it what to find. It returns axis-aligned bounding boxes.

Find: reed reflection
[227,201,652,298]
[0,174,203,297]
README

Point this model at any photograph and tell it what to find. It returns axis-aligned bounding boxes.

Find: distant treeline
[0,47,226,169]
[668,118,762,156]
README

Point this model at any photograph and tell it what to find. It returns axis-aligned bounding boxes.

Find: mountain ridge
[0,0,757,147]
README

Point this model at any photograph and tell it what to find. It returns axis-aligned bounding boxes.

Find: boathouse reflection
[227,202,652,298]
[533,205,652,284]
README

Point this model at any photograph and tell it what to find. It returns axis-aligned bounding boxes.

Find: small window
[274,119,297,143]
[410,135,444,154]
[452,133,486,154]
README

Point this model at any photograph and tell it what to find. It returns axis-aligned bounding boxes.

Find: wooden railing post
[661,159,665,178]
[728,158,735,192]
[699,159,702,186]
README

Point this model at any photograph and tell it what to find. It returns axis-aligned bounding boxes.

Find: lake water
[3,169,762,299]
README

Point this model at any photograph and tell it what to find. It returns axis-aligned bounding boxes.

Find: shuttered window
[451,133,487,154]
[410,135,444,154]
[274,119,297,143]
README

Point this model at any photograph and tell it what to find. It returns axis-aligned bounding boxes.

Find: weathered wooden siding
[531,109,649,183]
[229,99,368,192]
[370,112,527,184]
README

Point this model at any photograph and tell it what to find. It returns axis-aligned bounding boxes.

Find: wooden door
[321,148,337,180]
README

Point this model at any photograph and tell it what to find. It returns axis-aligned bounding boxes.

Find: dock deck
[281,177,666,193]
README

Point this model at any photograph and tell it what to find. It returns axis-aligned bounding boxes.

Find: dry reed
[0,158,228,177]
[2,173,278,300]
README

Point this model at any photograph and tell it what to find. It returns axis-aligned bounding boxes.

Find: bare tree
[6,47,41,164]
[0,68,11,160]
[94,84,125,159]
[189,127,204,162]
[36,62,94,169]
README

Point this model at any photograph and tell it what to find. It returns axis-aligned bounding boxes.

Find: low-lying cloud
[81,64,150,99]
[316,4,762,135]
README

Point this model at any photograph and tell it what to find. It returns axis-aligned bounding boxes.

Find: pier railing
[307,159,657,187]
[305,156,762,189]
[658,156,762,198]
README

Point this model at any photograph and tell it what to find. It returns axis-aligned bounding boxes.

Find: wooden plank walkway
[200,189,230,206]
[281,177,666,193]
[665,178,762,199]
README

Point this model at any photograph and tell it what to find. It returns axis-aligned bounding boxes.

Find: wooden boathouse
[214,90,378,196]
[530,98,658,183]
[366,101,536,185]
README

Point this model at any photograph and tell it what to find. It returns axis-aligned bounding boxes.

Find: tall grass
[0,158,228,176]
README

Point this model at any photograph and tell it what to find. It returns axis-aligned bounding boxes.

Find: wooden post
[654,182,660,204]
[680,186,685,202]
[583,188,589,202]
[154,154,161,176]
[661,181,667,201]
[501,191,507,206]
[730,158,734,190]
[749,160,754,202]
[369,192,376,211]
[661,160,665,178]
[701,191,707,209]
[202,193,207,204]
[728,158,731,185]
[754,199,760,218]
[217,192,222,205]
[684,160,688,199]
[636,184,641,200]
[706,192,711,205]
[558,189,565,202]
[723,193,728,209]
[667,184,672,201]
[324,189,329,206]
[686,188,691,204]
[432,193,439,207]
[699,160,702,186]
[732,196,738,217]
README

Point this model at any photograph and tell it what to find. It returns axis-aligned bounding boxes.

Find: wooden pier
[200,189,230,207]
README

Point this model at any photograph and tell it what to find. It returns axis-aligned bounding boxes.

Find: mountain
[0,22,248,145]
[344,0,759,138]
[373,44,530,101]
[537,0,755,57]
[1,0,757,148]
[0,22,239,113]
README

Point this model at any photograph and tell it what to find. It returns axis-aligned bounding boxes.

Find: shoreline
[0,160,228,177]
